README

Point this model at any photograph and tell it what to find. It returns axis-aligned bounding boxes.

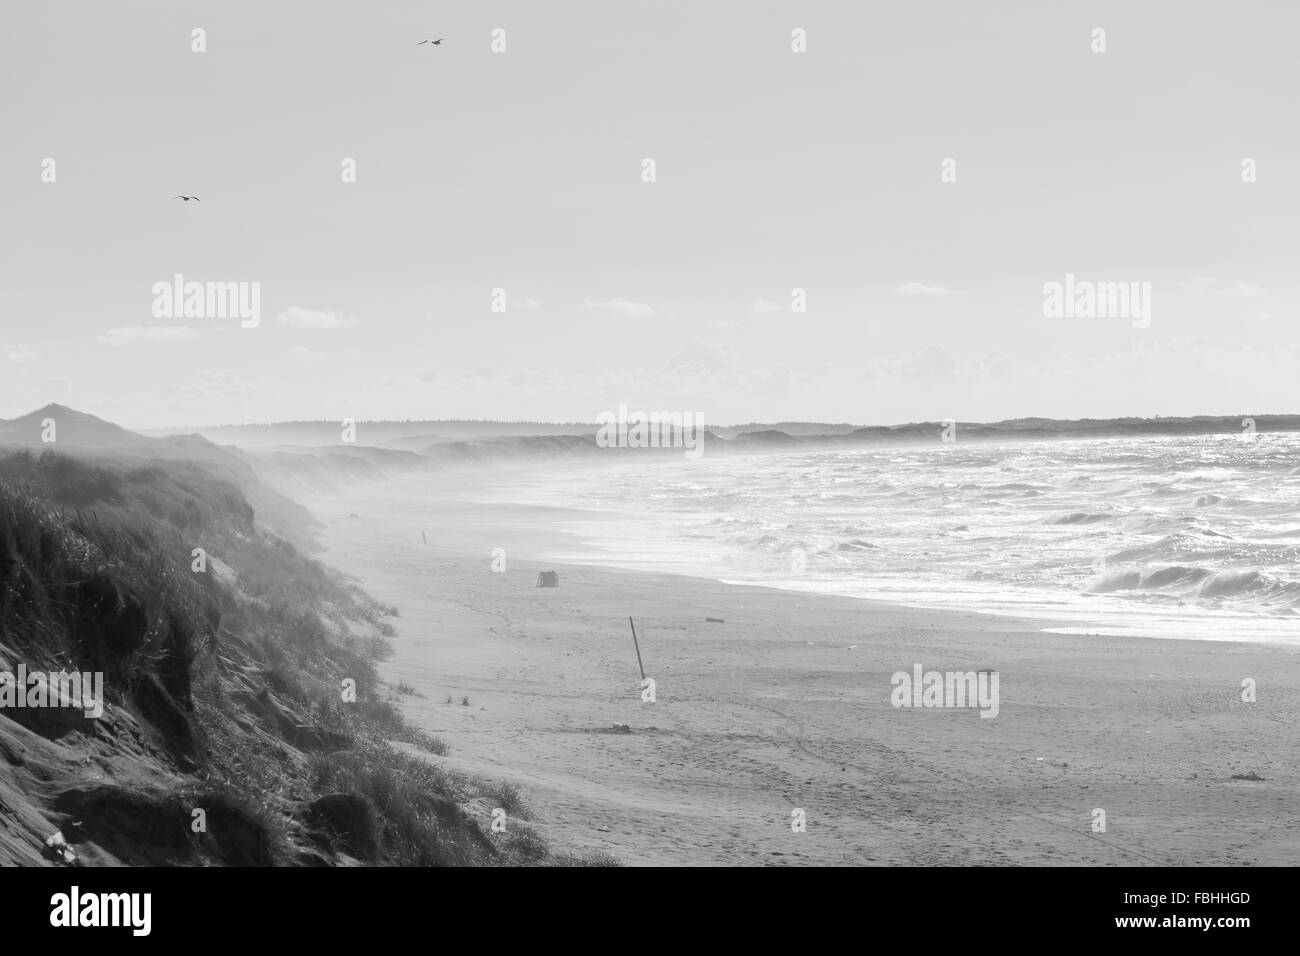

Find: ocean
[467,433,1300,644]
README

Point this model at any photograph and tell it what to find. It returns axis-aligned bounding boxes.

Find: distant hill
[137,413,1300,450]
[0,403,146,449]
[0,406,319,546]
[141,419,602,447]
[730,429,795,445]
[7,405,1300,503]
[378,433,443,451]
[710,422,861,439]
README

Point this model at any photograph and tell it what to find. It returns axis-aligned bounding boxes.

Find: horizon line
[8,402,1300,435]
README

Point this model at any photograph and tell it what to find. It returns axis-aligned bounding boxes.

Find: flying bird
[417,38,444,45]
[172,195,200,202]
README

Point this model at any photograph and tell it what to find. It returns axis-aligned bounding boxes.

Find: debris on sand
[587,722,647,736]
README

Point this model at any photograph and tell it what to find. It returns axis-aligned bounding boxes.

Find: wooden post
[629,616,646,681]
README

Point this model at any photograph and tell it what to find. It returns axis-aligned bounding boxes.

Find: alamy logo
[1042,273,1151,329]
[151,273,261,328]
[0,665,103,718]
[890,663,999,718]
[50,887,151,936]
[595,404,705,459]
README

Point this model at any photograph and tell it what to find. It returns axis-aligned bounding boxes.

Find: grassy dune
[0,448,613,867]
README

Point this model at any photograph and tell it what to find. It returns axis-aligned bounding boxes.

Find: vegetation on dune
[0,448,614,867]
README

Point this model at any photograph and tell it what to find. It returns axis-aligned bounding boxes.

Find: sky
[1,0,1298,429]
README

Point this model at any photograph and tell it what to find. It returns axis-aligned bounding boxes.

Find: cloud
[510,298,542,310]
[908,346,958,382]
[1,345,38,365]
[275,307,354,328]
[663,339,733,376]
[896,282,948,296]
[99,326,199,346]
[1192,278,1265,297]
[741,365,794,394]
[751,300,784,315]
[983,352,1012,380]
[583,298,654,318]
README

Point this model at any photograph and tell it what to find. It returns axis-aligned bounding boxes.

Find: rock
[43,831,78,865]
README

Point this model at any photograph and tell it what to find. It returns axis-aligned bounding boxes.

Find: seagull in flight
[417,38,444,45]
[172,195,200,202]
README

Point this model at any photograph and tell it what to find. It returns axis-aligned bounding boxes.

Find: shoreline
[375,464,1300,649]
[306,480,1300,865]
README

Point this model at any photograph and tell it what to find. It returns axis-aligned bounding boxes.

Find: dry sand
[306,476,1300,866]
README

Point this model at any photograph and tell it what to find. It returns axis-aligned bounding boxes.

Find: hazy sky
[2,1,1297,429]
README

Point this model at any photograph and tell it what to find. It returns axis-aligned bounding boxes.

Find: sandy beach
[305,475,1300,866]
